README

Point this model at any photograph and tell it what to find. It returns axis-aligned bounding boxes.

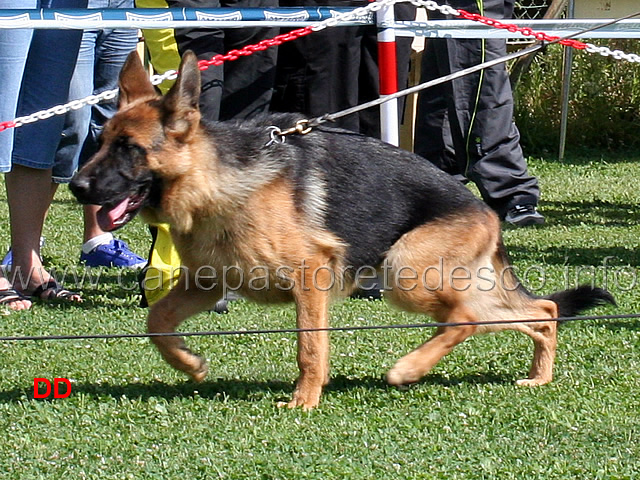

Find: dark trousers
[166,0,279,121]
[271,0,416,138]
[414,0,539,216]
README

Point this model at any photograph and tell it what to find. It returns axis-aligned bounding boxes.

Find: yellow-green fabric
[134,0,183,305]
[143,223,182,305]
[135,0,181,94]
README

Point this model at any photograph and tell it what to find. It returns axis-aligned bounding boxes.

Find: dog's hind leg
[475,299,558,386]
[511,300,558,387]
[284,258,332,410]
[386,306,477,386]
[382,213,496,386]
[147,277,222,382]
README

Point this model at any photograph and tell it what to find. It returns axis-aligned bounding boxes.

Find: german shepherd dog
[70,51,614,409]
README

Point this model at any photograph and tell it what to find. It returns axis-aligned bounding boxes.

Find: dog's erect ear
[162,51,202,140]
[118,51,157,107]
[165,50,201,111]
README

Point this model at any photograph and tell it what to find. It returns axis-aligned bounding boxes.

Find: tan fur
[147,174,347,408]
[383,211,557,387]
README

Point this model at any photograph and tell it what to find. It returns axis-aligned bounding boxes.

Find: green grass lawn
[0,154,638,479]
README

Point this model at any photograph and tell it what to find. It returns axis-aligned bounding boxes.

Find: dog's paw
[187,357,209,383]
[386,361,421,386]
[277,389,321,410]
[515,377,551,387]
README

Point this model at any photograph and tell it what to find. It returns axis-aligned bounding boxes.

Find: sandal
[27,279,82,303]
[0,287,32,311]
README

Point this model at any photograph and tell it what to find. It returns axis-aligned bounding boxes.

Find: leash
[266,8,640,144]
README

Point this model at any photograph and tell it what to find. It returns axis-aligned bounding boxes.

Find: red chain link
[198,26,314,70]
[457,9,588,50]
[0,121,16,133]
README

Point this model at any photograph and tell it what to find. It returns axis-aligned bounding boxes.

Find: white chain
[311,0,396,32]
[150,68,179,86]
[14,89,118,127]
[584,43,640,63]
[5,0,640,130]
[13,68,180,128]
[408,0,460,16]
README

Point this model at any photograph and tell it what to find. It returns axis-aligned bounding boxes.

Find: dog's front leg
[147,276,222,382]
[284,261,332,410]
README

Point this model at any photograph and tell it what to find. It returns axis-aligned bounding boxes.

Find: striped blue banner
[0,7,374,29]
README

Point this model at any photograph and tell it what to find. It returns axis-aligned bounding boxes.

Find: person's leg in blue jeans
[6,0,87,301]
[54,28,96,183]
[53,0,144,268]
[0,2,34,168]
[0,0,35,309]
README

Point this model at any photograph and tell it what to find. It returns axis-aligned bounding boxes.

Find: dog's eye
[112,136,146,155]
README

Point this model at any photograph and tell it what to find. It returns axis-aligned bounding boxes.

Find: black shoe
[350,277,383,300]
[350,288,382,301]
[211,291,241,314]
[504,204,545,227]
[212,299,229,314]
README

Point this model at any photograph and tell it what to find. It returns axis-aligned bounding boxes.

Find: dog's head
[69,50,202,231]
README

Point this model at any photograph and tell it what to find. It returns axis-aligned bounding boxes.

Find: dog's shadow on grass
[0,378,292,405]
[600,320,640,331]
[0,372,514,405]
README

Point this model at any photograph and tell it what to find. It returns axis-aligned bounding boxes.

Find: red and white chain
[1,0,639,134]
[0,1,385,133]
[410,0,640,62]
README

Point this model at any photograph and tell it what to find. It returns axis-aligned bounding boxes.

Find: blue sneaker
[1,250,11,269]
[2,237,45,268]
[80,238,147,269]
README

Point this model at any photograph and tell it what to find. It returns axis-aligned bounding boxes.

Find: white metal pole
[377,4,400,146]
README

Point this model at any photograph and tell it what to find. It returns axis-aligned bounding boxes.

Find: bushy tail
[545,285,616,318]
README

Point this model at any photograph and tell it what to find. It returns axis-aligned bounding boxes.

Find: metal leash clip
[265,119,313,147]
[265,126,286,147]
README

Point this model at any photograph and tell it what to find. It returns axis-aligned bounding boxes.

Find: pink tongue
[108,197,130,221]
[97,197,130,231]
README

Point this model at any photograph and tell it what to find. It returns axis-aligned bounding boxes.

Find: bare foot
[0,276,31,311]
